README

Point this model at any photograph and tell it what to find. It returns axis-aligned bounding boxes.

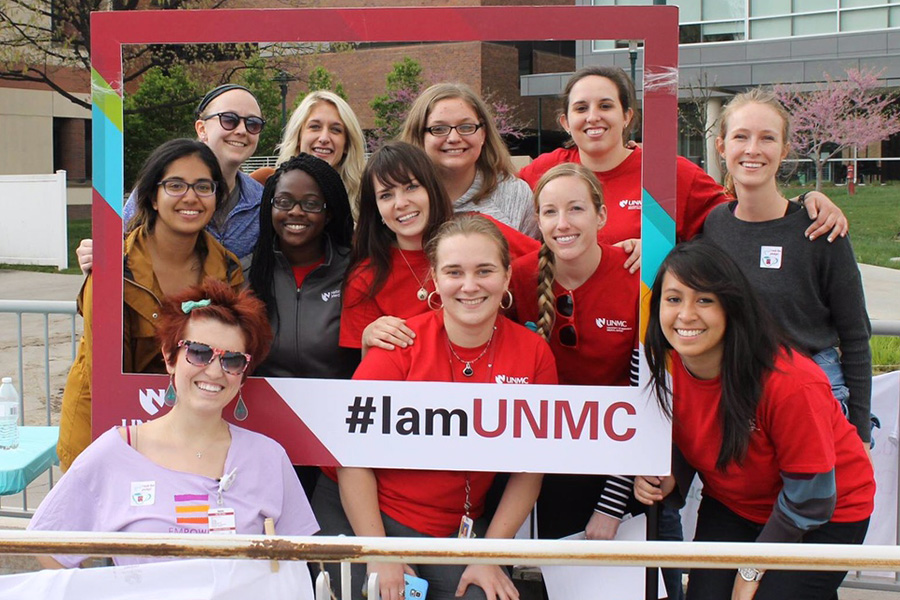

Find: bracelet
[797,191,808,207]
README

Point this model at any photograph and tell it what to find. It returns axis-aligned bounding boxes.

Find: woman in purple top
[29,278,318,568]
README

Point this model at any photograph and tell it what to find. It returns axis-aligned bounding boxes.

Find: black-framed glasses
[424,123,484,137]
[271,196,327,214]
[178,340,251,376]
[555,292,577,347]
[157,179,217,197]
[201,111,266,135]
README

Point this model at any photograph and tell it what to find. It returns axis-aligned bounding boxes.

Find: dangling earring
[164,374,177,407]
[427,290,443,311]
[500,289,513,311]
[233,388,248,421]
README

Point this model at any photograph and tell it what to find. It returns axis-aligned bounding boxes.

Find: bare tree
[0,0,232,110]
[678,73,721,174]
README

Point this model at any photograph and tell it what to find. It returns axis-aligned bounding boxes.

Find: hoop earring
[427,290,443,311]
[164,374,177,407]
[500,290,513,311]
[233,388,248,421]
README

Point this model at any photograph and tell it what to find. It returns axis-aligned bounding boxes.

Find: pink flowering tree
[776,68,900,191]
[368,58,425,151]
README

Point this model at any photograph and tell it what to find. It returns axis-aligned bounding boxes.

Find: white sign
[268,368,672,475]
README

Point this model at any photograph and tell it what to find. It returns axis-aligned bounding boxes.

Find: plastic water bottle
[0,377,20,449]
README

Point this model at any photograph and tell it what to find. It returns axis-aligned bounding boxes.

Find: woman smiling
[327,214,556,600]
[57,139,244,471]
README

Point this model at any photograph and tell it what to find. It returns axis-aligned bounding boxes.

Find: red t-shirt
[671,351,874,524]
[352,311,557,537]
[474,213,540,260]
[292,257,325,288]
[518,146,727,244]
[339,248,433,349]
[339,223,538,350]
[508,244,638,386]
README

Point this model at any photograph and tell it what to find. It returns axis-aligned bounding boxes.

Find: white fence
[0,171,68,270]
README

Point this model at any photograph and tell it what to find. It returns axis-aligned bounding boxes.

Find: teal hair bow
[181,299,211,314]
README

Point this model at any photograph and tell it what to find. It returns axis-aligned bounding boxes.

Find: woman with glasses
[249,152,357,383]
[77,84,267,268]
[401,83,539,239]
[56,139,244,471]
[636,241,873,600]
[326,214,556,600]
[31,279,319,568]
[508,163,640,542]
[251,91,366,221]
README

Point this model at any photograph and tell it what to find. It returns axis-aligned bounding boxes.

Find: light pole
[629,40,638,140]
[273,70,297,132]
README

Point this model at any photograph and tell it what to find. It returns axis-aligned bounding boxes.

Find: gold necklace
[446,326,496,377]
[397,248,429,302]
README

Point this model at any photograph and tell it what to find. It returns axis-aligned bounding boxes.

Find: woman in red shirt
[518,66,847,267]
[340,142,538,358]
[509,163,640,542]
[332,214,556,600]
[636,240,874,600]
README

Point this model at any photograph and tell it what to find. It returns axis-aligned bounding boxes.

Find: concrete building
[520,0,900,183]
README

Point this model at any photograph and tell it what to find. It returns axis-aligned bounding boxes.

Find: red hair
[155,278,273,378]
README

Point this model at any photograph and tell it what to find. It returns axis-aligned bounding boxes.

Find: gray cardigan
[252,236,360,379]
[703,201,872,442]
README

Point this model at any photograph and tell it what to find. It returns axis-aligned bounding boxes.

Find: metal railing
[0,299,78,516]
[241,156,279,173]
[4,532,900,600]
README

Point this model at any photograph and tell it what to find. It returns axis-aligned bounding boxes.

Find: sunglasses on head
[555,292,578,348]
[201,111,266,135]
[178,340,251,376]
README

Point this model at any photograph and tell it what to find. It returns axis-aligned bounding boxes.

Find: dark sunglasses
[555,292,577,347]
[201,111,266,135]
[178,340,251,376]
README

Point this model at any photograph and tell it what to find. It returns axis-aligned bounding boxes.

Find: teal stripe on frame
[91,70,124,218]
[641,188,675,287]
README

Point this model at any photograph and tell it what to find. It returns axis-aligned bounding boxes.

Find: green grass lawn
[783,183,900,269]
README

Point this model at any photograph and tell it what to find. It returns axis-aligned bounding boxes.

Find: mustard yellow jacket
[57,228,243,470]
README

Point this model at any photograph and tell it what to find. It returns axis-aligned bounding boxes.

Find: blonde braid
[535,243,556,341]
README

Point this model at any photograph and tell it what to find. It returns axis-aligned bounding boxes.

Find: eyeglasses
[271,196,327,214]
[158,179,217,197]
[201,111,266,135]
[424,123,484,137]
[555,292,578,348]
[178,340,251,376]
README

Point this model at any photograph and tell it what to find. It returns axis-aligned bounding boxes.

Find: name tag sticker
[131,481,155,506]
[760,246,783,269]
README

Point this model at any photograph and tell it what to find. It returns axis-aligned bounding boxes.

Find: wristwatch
[738,567,765,582]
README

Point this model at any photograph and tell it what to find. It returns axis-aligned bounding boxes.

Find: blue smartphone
[404,574,428,599]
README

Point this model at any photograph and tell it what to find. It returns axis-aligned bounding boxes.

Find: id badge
[208,507,236,535]
[458,515,475,539]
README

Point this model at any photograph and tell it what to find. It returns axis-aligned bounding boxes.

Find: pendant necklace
[397,248,429,302]
[447,326,496,377]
